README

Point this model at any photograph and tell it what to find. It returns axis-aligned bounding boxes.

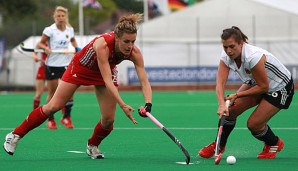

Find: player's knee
[226,113,237,120]
[247,120,263,133]
[44,103,63,114]
[226,109,239,120]
[228,105,242,114]
[101,118,114,129]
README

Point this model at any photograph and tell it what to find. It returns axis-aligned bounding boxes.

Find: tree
[0,0,75,49]
[0,0,37,19]
[69,0,117,35]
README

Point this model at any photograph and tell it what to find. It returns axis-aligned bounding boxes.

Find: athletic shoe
[258,138,284,159]
[3,132,21,155]
[86,144,104,159]
[60,117,74,129]
[199,141,225,158]
[46,119,58,129]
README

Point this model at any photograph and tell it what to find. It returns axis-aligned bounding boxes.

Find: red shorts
[35,65,46,80]
[61,60,118,86]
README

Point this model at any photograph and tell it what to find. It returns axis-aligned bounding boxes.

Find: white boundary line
[1,127,298,130]
[2,101,297,108]
[67,151,85,154]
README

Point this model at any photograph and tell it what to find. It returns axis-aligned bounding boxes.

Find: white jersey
[220,43,291,92]
[43,23,74,67]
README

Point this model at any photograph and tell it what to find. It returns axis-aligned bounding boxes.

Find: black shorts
[45,66,67,80]
[262,78,294,109]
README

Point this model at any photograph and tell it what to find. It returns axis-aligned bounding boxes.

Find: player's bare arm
[236,55,268,98]
[216,60,230,114]
[131,46,152,103]
[94,38,137,124]
[70,37,79,49]
[37,34,51,53]
[32,52,40,62]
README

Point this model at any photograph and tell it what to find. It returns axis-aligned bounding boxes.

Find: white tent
[138,0,298,42]
[252,0,298,15]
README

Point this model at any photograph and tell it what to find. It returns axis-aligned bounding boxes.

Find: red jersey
[62,32,133,86]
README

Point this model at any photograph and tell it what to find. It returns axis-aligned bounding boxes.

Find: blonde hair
[53,6,71,27]
[114,13,143,37]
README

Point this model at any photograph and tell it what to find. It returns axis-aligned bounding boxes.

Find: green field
[0,91,297,171]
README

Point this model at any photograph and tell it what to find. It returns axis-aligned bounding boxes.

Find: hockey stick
[214,100,230,165]
[20,43,75,54]
[16,46,36,59]
[146,112,190,165]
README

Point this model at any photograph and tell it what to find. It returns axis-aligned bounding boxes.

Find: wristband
[75,47,81,52]
[144,103,152,113]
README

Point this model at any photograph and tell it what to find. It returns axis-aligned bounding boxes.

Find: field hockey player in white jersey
[199,26,294,163]
[36,6,81,129]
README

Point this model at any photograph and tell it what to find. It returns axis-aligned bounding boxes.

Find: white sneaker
[86,144,104,159]
[3,132,21,155]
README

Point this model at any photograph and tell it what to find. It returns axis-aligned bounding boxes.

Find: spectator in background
[148,0,161,19]
[32,50,48,110]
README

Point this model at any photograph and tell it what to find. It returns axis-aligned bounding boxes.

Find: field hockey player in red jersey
[3,13,153,160]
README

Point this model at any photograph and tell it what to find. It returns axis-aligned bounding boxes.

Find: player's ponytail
[221,26,248,43]
[114,13,143,38]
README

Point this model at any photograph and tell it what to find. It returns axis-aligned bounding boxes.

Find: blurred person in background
[199,26,294,163]
[36,6,81,129]
[32,50,48,110]
[3,13,153,160]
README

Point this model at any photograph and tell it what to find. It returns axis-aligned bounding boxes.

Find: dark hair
[221,26,248,43]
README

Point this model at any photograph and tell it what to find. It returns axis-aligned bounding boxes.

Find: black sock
[252,125,278,146]
[214,119,236,147]
[48,115,54,120]
[63,100,73,118]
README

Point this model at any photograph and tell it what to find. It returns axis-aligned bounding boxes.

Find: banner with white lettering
[127,66,241,84]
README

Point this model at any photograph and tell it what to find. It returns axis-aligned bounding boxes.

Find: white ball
[226,156,236,165]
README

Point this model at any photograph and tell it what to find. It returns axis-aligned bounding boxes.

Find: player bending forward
[199,26,294,163]
[3,13,152,159]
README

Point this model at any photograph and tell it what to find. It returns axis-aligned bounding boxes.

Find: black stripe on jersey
[265,62,290,84]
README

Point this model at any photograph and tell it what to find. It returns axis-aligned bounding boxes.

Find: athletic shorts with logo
[262,78,294,109]
[45,66,67,80]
